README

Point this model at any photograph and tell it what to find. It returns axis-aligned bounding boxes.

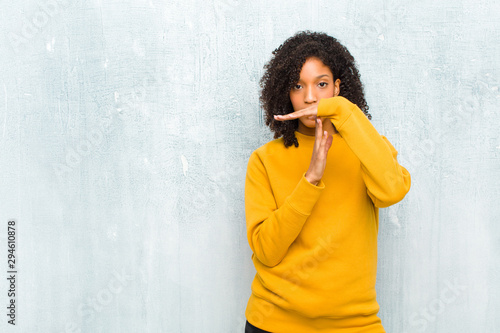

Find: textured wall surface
[0,0,498,332]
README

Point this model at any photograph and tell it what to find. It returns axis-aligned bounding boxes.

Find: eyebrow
[298,74,330,82]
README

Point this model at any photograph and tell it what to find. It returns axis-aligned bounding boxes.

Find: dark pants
[245,320,272,333]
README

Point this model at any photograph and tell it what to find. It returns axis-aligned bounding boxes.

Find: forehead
[299,57,332,77]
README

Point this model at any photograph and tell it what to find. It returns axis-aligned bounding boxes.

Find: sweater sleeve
[245,151,325,267]
[318,96,411,208]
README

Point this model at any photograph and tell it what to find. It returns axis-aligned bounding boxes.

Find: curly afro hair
[260,30,372,147]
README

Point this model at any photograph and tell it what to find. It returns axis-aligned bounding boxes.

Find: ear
[334,79,341,96]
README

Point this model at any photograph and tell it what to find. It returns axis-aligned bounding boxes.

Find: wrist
[305,173,320,186]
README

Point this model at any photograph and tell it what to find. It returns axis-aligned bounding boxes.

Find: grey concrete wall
[0,0,498,332]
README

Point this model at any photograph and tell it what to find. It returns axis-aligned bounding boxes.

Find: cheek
[320,87,335,99]
[289,93,301,111]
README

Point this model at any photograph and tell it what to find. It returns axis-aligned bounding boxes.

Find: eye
[318,82,328,88]
[292,84,302,90]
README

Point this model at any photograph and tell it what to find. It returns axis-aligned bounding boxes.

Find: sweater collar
[294,130,340,143]
[294,131,315,143]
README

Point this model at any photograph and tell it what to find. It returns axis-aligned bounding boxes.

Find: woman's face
[289,57,340,129]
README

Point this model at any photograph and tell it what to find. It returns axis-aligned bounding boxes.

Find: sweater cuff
[286,173,325,216]
[317,96,354,131]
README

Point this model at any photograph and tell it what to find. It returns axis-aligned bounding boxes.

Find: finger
[274,110,304,121]
[318,131,332,161]
[274,105,316,121]
[300,105,317,118]
[318,130,328,155]
[314,118,323,150]
[324,134,333,152]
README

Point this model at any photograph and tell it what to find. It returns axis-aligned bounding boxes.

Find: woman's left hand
[273,104,318,121]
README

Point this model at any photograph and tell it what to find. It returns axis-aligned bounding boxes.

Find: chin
[301,119,317,128]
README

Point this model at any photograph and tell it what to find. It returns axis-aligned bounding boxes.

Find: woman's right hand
[305,118,333,185]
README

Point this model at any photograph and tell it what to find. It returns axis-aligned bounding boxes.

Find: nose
[304,86,317,104]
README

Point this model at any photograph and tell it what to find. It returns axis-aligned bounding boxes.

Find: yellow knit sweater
[244,96,411,332]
